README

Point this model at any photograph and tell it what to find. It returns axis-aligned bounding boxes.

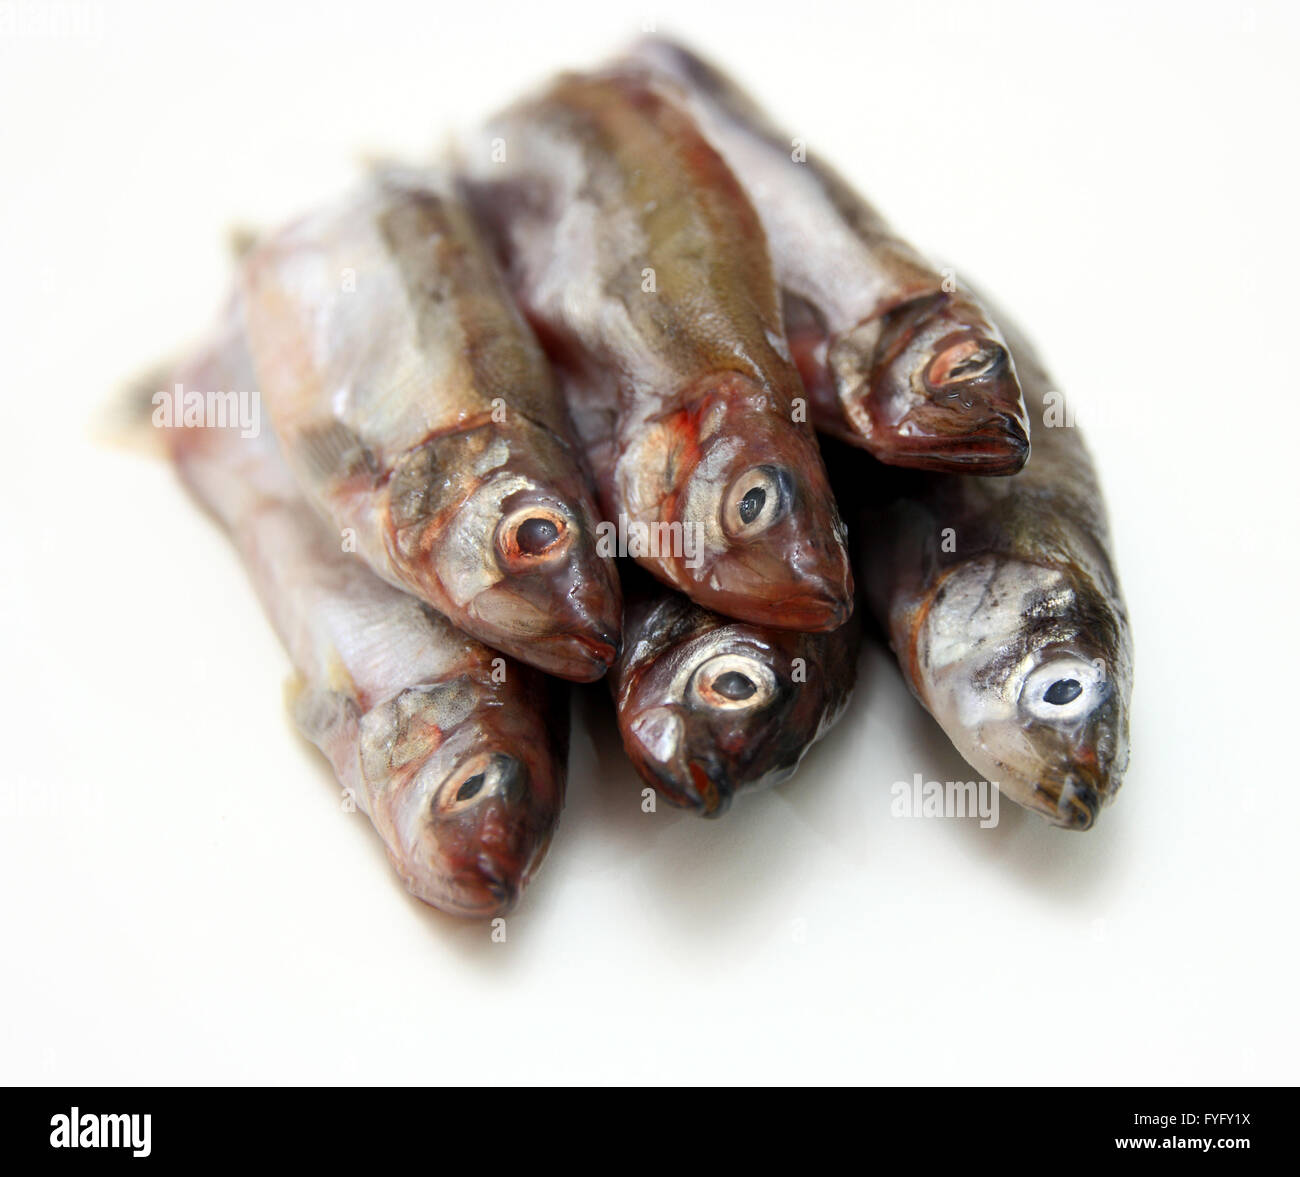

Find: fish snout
[1039,771,1104,831]
[437,856,522,918]
[957,409,1030,474]
[624,705,729,815]
[701,508,853,630]
[547,574,624,680]
[681,757,734,817]
[787,532,855,630]
[547,620,621,681]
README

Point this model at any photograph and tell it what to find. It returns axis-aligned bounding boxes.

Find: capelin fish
[463,72,853,631]
[846,309,1132,830]
[627,38,1030,475]
[239,165,621,681]
[610,568,858,817]
[166,309,568,916]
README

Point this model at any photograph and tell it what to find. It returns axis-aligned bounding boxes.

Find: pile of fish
[156,39,1133,918]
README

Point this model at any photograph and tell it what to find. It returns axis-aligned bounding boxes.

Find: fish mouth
[676,759,734,817]
[534,627,621,681]
[631,761,735,817]
[1034,772,1104,831]
[697,581,850,632]
[445,849,530,916]
[625,708,737,817]
[700,538,854,632]
[773,590,852,632]
[407,863,521,918]
[887,411,1030,475]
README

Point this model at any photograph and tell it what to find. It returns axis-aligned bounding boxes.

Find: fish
[164,306,568,916]
[626,38,1031,475]
[462,70,854,632]
[845,307,1132,829]
[610,567,859,816]
[239,164,621,681]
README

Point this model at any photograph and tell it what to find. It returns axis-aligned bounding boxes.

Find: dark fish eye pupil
[738,486,766,526]
[713,671,756,701]
[516,516,560,554]
[456,772,486,802]
[1044,679,1083,705]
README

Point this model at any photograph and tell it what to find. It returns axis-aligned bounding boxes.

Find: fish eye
[516,516,559,554]
[497,506,572,567]
[722,466,790,538]
[713,671,757,700]
[926,337,1007,388]
[1043,678,1083,706]
[434,753,525,814]
[1021,658,1105,723]
[690,653,777,711]
[456,772,486,801]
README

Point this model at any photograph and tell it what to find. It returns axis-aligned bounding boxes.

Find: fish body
[167,309,568,916]
[849,312,1132,829]
[240,165,621,681]
[464,72,853,631]
[628,38,1030,474]
[610,569,858,816]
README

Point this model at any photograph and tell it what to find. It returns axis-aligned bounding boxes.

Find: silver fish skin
[626,38,1030,475]
[166,308,568,917]
[462,71,854,633]
[852,311,1133,829]
[611,571,858,816]
[239,164,621,682]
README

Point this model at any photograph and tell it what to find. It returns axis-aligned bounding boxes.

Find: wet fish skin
[628,38,1030,475]
[167,310,568,916]
[849,310,1133,829]
[240,165,621,681]
[464,71,853,632]
[610,569,858,816]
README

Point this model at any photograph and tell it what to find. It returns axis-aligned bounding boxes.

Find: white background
[1,0,1296,1085]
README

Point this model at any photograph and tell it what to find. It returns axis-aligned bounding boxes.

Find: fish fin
[287,678,368,811]
[356,150,417,180]
[282,671,308,715]
[92,360,179,457]
[294,419,378,483]
[227,224,261,261]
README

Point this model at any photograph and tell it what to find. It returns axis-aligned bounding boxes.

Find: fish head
[390,424,622,681]
[360,674,566,916]
[915,554,1132,829]
[832,294,1030,474]
[623,374,852,630]
[614,599,838,814]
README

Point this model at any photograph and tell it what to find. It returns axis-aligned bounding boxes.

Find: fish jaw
[618,374,854,630]
[832,294,1031,474]
[361,675,567,916]
[912,555,1132,830]
[386,423,623,680]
